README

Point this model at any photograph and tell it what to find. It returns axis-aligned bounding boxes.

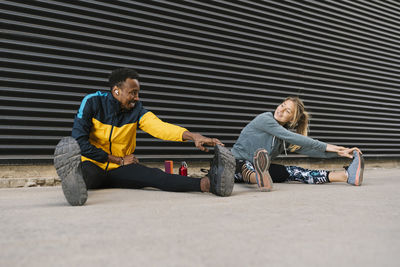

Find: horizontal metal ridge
[3,4,399,65]
[4,29,399,75]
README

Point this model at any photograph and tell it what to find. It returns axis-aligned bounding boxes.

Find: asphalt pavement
[1,168,399,267]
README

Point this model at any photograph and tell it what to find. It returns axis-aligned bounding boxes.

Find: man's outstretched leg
[54,137,87,206]
[107,145,235,197]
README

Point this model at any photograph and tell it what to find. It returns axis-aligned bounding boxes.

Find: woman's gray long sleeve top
[231,112,338,162]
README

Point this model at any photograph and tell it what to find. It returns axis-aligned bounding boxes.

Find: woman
[231,96,364,191]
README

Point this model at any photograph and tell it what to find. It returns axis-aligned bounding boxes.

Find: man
[54,68,235,206]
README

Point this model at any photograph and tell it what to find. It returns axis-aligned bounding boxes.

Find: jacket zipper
[105,113,116,171]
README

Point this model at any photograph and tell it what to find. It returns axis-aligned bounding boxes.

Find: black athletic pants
[81,161,201,192]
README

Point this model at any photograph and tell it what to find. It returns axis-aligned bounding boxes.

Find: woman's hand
[337,147,362,158]
[326,144,362,158]
[326,144,347,152]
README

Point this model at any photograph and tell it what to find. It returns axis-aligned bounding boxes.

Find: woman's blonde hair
[283,96,310,152]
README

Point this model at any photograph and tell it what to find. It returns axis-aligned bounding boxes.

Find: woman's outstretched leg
[328,170,347,182]
[285,166,330,184]
[285,165,359,185]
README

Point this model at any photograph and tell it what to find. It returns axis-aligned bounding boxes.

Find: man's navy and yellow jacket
[71,91,187,171]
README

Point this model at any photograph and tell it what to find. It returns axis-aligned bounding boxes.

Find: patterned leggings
[285,165,330,184]
[235,160,330,184]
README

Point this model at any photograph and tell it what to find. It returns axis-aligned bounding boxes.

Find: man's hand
[182,131,224,152]
[108,154,139,166]
[122,154,139,165]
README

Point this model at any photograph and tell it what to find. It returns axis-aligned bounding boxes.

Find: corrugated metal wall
[1,0,400,163]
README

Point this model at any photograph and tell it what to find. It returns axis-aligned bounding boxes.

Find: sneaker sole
[253,149,273,192]
[213,145,235,197]
[54,137,87,206]
[354,152,364,186]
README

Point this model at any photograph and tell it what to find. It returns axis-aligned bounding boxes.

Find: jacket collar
[106,92,122,113]
[106,91,142,114]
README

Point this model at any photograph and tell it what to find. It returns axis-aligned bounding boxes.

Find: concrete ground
[0,168,399,267]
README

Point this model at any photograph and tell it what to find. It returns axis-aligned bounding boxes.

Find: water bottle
[179,161,188,176]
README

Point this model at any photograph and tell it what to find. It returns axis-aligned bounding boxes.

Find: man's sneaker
[208,145,235,197]
[346,150,364,186]
[54,137,87,206]
[253,149,273,192]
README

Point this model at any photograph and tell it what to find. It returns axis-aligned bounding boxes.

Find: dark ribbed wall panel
[1,0,399,162]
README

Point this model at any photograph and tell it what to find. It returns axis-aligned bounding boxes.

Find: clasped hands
[326,144,362,158]
[108,153,139,166]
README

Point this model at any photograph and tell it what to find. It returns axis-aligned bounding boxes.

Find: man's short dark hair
[109,68,139,90]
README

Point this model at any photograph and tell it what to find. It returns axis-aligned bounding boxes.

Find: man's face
[113,78,140,110]
[274,100,295,125]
